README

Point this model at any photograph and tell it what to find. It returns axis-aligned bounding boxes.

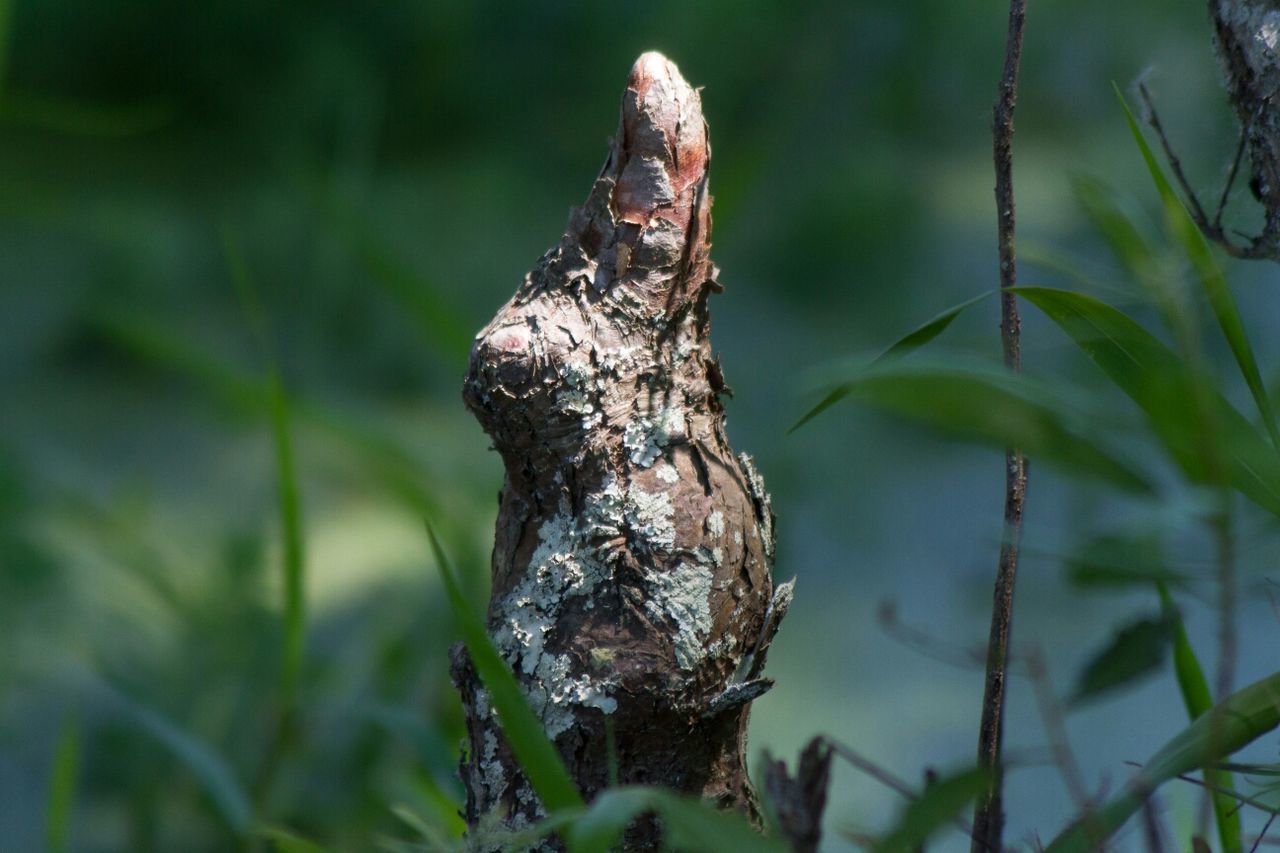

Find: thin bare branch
[972,2,1030,851]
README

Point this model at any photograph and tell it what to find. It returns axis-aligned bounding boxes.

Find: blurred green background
[3,1,1279,850]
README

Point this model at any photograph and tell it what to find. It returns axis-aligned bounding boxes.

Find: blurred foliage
[3,1,1279,851]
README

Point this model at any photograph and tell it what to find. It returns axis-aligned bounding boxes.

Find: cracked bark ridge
[1210,0,1280,257]
[457,52,789,843]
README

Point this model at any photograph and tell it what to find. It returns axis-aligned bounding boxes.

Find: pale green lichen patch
[492,503,621,737]
[644,557,714,670]
[555,357,601,427]
[623,405,687,467]
[480,730,507,801]
[706,510,725,538]
[623,485,676,552]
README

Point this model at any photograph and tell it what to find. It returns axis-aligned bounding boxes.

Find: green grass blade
[872,290,995,366]
[788,291,994,434]
[1045,670,1280,853]
[1157,583,1242,853]
[223,231,307,705]
[795,359,1152,491]
[423,520,584,813]
[1016,286,1280,517]
[871,767,991,853]
[1114,84,1280,450]
[268,371,306,702]
[44,716,80,853]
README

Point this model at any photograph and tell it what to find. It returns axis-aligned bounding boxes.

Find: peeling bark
[456,52,790,846]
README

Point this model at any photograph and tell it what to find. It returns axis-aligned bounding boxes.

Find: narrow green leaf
[788,291,994,434]
[797,359,1151,491]
[1016,287,1280,517]
[1157,585,1213,719]
[44,716,80,853]
[1157,584,1242,853]
[1070,614,1175,705]
[424,520,584,813]
[1045,670,1280,853]
[873,291,995,366]
[872,767,991,853]
[1115,84,1280,451]
[223,232,307,704]
[268,372,306,702]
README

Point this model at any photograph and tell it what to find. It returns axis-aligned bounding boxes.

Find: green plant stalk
[44,716,80,853]
[1158,582,1242,853]
[221,229,307,705]
[269,371,306,704]
[1045,670,1280,853]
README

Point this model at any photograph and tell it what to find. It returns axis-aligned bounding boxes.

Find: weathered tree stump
[456,51,791,844]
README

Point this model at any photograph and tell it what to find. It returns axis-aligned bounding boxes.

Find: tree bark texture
[1209,0,1280,258]
[457,52,790,843]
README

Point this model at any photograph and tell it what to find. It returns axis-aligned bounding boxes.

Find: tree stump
[456,51,791,845]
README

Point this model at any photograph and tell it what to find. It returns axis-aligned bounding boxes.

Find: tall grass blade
[268,371,306,702]
[1158,583,1242,853]
[423,520,583,813]
[789,291,994,434]
[1115,85,1280,450]
[1045,670,1280,853]
[223,231,307,705]
[44,716,80,853]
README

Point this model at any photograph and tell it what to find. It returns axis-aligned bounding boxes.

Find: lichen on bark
[455,52,790,844]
